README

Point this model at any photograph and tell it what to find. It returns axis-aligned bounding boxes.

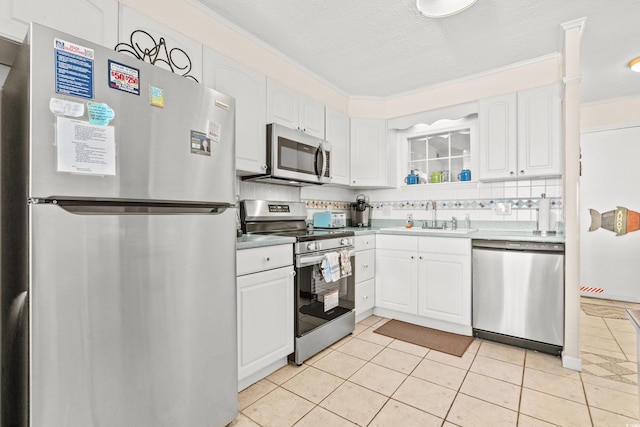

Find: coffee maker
[350,194,372,227]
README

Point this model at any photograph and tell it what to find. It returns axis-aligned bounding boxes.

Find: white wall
[580,97,640,131]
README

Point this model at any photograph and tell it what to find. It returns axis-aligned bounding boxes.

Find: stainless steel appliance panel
[29,203,238,426]
[472,244,564,346]
[28,24,235,203]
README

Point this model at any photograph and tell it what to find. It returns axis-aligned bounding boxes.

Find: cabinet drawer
[376,234,418,251]
[418,237,470,255]
[237,244,292,276]
[355,234,376,251]
[355,249,375,283]
[356,279,375,314]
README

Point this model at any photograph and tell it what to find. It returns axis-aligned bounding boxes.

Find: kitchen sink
[379,226,477,234]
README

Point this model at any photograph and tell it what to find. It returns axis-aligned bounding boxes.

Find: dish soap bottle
[406,214,414,228]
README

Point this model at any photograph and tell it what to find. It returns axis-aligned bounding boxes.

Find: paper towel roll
[537,198,551,232]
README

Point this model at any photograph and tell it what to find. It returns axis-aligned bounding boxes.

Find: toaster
[313,212,346,229]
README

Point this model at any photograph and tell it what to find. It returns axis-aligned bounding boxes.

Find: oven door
[268,123,331,184]
[295,250,355,337]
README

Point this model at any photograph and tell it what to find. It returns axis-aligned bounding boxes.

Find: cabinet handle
[509,171,515,175]
[265,257,270,262]
[363,295,368,300]
[262,164,268,170]
[290,271,296,277]
[410,256,415,259]
[419,256,423,260]
[520,170,525,174]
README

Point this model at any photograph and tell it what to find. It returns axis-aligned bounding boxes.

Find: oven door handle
[297,249,355,268]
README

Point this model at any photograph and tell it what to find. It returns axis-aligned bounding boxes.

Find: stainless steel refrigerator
[1,23,238,426]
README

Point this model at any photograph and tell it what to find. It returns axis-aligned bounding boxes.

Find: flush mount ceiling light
[629,57,640,72]
[416,0,478,18]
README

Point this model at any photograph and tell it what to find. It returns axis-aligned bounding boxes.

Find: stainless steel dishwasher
[472,240,564,355]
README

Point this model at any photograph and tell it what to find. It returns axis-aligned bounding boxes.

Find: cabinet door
[517,84,562,178]
[118,5,202,82]
[298,93,325,139]
[203,48,267,175]
[356,279,375,316]
[325,107,350,185]
[0,0,118,46]
[375,249,417,314]
[237,266,294,382]
[266,78,299,129]
[417,253,471,326]
[478,93,517,180]
[350,118,387,187]
[355,248,375,283]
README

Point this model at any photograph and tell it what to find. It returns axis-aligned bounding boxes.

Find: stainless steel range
[240,200,355,365]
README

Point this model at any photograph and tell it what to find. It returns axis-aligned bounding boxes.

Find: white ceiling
[193,0,640,104]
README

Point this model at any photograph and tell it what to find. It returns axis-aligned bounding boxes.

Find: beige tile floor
[231,297,640,426]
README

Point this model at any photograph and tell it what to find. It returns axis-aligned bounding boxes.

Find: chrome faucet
[423,200,438,228]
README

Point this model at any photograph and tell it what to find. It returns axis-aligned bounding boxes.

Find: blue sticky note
[87,102,115,125]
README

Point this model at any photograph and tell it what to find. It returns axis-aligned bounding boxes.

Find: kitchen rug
[373,319,473,357]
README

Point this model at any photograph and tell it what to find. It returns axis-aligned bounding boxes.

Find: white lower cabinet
[354,234,376,322]
[375,247,418,314]
[416,237,471,327]
[374,235,471,335]
[236,245,294,390]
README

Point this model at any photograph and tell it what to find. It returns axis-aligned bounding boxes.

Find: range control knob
[306,242,317,251]
[340,238,350,246]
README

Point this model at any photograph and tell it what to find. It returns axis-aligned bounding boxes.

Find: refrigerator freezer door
[29,204,238,426]
[28,24,235,204]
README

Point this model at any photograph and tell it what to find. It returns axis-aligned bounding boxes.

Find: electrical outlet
[495,202,512,215]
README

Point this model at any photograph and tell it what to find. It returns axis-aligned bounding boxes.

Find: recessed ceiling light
[629,57,640,73]
[416,0,478,18]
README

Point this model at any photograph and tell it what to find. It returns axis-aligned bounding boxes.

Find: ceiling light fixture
[629,57,640,73]
[416,0,478,18]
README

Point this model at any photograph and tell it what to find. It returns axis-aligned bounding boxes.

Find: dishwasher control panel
[473,240,564,252]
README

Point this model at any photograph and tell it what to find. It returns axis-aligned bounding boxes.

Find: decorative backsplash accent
[372,197,562,210]
[303,197,562,211]
[115,30,198,82]
[304,200,351,210]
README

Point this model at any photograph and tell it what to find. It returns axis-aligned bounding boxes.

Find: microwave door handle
[315,144,327,179]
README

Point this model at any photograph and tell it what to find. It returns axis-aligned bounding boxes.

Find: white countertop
[237,226,564,249]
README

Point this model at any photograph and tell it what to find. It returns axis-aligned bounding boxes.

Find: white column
[561,17,586,371]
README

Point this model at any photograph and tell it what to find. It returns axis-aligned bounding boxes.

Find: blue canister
[458,169,471,181]
[404,170,418,185]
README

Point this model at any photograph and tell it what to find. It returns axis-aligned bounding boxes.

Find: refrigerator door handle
[33,198,233,215]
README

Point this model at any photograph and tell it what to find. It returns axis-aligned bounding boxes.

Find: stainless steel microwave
[243,123,331,186]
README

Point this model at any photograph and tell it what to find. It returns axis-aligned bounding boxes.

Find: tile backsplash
[238,177,564,229]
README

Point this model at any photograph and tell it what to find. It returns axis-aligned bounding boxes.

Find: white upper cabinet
[0,0,118,46]
[325,107,350,186]
[517,84,562,177]
[266,78,325,139]
[479,84,562,180]
[478,93,517,180]
[350,118,388,187]
[117,5,202,82]
[203,48,267,175]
